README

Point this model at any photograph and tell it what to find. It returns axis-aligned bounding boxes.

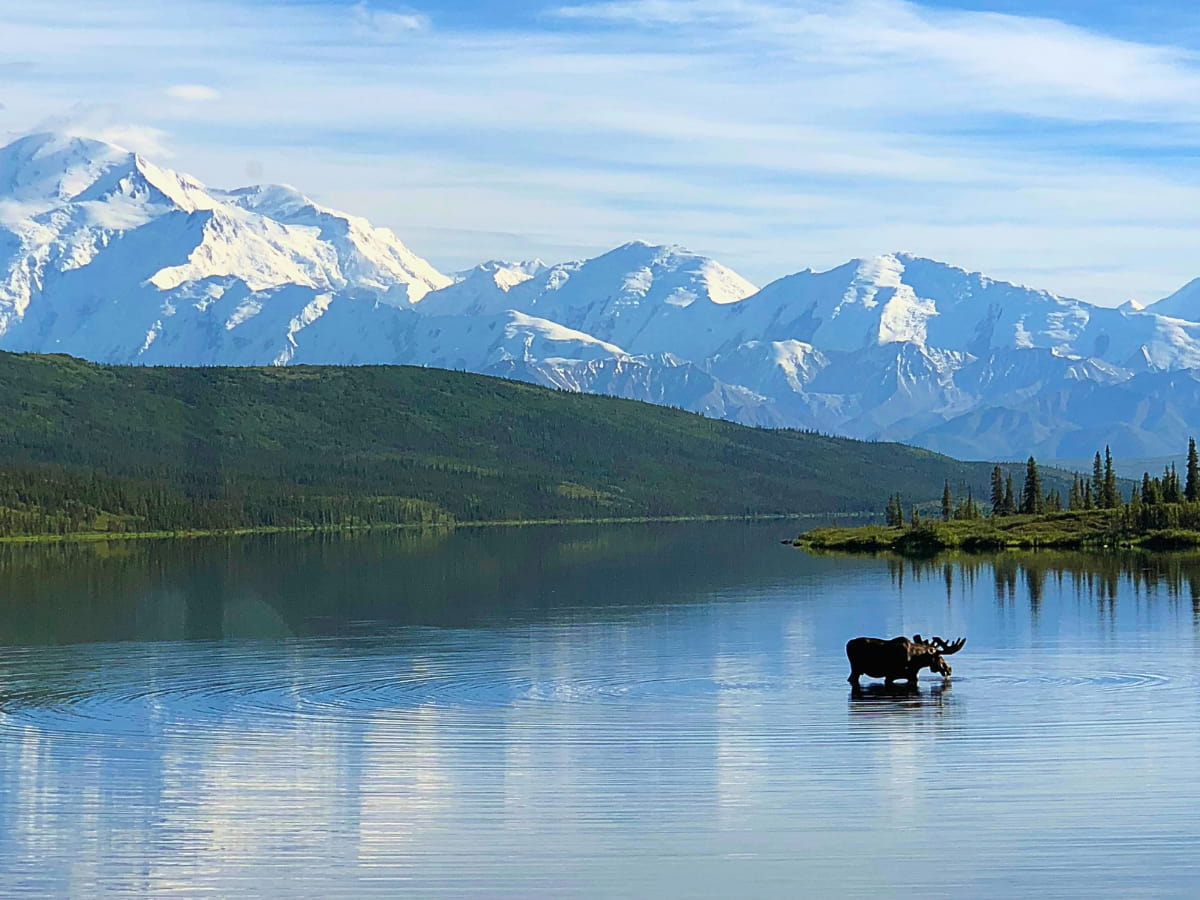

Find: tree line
[885,439,1200,530]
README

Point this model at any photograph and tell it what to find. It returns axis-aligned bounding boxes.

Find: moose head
[913,635,966,677]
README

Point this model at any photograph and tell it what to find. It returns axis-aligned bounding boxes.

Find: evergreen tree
[1044,490,1062,513]
[1092,451,1104,508]
[1150,476,1165,506]
[1003,475,1016,516]
[1164,464,1182,504]
[910,505,921,528]
[1141,472,1155,505]
[1103,445,1118,508]
[990,465,1005,516]
[1068,475,1082,511]
[1021,456,1043,515]
[954,487,980,521]
[1083,480,1093,510]
[941,481,952,521]
[1187,438,1199,502]
[1128,487,1144,528]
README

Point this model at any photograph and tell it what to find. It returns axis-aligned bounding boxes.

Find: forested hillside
[0,353,1055,537]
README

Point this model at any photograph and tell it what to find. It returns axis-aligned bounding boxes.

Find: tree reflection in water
[885,549,1200,626]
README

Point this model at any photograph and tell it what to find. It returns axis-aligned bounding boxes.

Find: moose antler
[929,636,965,655]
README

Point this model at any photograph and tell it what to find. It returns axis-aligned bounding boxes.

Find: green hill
[0,352,1067,538]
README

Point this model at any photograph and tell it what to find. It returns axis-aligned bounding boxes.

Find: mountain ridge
[0,350,1065,537]
[1,131,1197,459]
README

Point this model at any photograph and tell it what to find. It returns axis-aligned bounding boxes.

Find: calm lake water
[2,521,1200,898]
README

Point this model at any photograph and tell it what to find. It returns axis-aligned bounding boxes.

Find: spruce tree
[1092,451,1104,507]
[1103,445,1118,508]
[1021,456,1043,515]
[941,481,952,521]
[1129,487,1144,528]
[1164,464,1182,504]
[1187,438,1199,502]
[1142,472,1155,505]
[1003,475,1016,516]
[990,465,1005,516]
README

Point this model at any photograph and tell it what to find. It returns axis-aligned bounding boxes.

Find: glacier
[2,131,1200,460]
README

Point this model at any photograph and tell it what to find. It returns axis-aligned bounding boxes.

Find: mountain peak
[221,183,316,218]
[1150,277,1200,320]
[3,131,128,158]
[0,131,220,214]
[0,131,135,203]
[0,129,451,346]
[586,241,756,305]
[603,240,688,261]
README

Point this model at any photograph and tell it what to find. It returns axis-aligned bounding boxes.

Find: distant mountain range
[3,131,1199,460]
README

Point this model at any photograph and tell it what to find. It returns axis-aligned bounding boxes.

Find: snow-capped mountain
[419,241,758,358]
[4,131,1200,459]
[0,132,449,365]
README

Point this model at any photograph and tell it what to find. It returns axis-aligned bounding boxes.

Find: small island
[796,443,1200,553]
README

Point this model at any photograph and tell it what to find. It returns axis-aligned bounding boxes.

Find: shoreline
[0,511,849,546]
[793,512,1200,555]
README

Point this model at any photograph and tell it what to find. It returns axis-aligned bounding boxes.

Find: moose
[846,634,965,687]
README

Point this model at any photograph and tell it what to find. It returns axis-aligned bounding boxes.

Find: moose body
[846,635,965,686]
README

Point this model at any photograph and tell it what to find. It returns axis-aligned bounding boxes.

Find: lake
[1,521,1199,898]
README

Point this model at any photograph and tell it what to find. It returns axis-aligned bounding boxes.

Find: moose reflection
[846,635,965,687]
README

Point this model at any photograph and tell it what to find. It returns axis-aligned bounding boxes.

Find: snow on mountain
[913,370,1200,460]
[218,184,450,303]
[489,352,787,428]
[8,131,1200,459]
[0,132,450,364]
[1148,277,1200,321]
[726,252,1102,357]
[417,241,758,358]
[401,309,629,371]
[415,260,548,317]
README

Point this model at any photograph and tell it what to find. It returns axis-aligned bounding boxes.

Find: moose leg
[848,670,862,686]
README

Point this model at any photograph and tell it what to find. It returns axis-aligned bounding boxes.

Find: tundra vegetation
[800,441,1200,553]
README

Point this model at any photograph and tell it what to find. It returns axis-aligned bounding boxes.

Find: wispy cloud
[351,2,430,39]
[3,0,1200,303]
[25,103,173,157]
[165,84,221,102]
[553,0,1200,120]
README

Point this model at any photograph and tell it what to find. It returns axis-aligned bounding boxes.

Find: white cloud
[24,103,173,157]
[3,0,1200,304]
[553,0,1200,121]
[166,84,221,102]
[351,2,429,39]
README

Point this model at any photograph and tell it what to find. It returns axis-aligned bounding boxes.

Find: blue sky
[4,0,1200,304]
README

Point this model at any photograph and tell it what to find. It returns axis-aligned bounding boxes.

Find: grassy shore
[794,509,1200,554]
